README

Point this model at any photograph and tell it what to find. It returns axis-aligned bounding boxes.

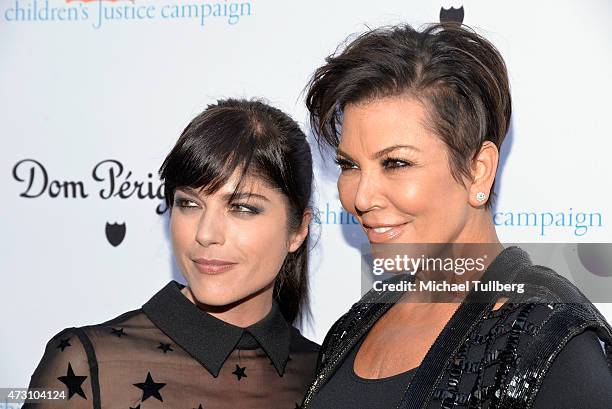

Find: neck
[180,283,274,328]
[455,207,502,245]
[408,209,504,303]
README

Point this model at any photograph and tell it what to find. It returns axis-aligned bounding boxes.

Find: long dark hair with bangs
[159,98,313,325]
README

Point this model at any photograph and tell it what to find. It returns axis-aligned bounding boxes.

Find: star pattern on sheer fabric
[133,372,166,402]
[57,362,87,400]
[232,364,248,380]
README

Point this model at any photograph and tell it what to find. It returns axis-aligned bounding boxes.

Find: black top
[24,281,319,409]
[307,328,612,408]
[303,246,612,408]
[307,333,416,409]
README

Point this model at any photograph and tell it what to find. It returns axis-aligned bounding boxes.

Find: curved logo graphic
[440,6,464,24]
[105,222,126,247]
[577,243,612,277]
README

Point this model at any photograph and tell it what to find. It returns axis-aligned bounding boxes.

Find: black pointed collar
[142,281,291,377]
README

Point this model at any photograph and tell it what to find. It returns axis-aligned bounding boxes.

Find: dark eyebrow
[336,144,420,161]
[222,192,270,202]
[175,187,199,195]
[335,148,356,162]
[175,187,270,203]
[372,144,421,159]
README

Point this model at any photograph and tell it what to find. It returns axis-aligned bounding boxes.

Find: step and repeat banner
[2,0,611,390]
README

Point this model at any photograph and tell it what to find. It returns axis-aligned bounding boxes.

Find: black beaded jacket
[300,246,612,409]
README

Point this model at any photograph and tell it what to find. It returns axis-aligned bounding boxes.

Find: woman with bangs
[24,99,319,409]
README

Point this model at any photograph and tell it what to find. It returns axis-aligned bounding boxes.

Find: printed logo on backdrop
[105,222,127,247]
[12,159,165,247]
[492,210,603,237]
[2,0,253,29]
[439,5,464,24]
[316,202,604,237]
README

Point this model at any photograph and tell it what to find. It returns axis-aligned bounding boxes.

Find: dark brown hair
[305,23,511,209]
[159,98,313,325]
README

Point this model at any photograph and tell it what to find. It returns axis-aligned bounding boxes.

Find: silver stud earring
[476,192,487,202]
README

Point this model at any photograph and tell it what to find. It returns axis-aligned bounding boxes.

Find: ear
[288,208,312,253]
[468,141,499,207]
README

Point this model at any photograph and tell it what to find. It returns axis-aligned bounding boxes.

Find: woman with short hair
[301,23,612,408]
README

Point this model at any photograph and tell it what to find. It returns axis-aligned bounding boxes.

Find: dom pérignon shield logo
[440,6,465,24]
[105,222,126,247]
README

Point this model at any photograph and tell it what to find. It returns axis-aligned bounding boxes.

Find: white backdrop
[2,0,612,390]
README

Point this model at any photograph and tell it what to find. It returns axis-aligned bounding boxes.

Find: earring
[476,192,487,202]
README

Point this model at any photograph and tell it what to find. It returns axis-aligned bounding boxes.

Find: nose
[194,208,225,247]
[352,171,384,216]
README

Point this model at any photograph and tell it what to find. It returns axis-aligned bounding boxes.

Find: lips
[192,258,237,275]
[362,222,410,243]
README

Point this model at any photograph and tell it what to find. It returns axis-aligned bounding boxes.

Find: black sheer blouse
[24,281,319,409]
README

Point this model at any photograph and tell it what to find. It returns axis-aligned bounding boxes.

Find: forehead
[178,169,279,198]
[340,96,441,154]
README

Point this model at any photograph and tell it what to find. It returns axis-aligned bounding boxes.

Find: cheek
[389,177,422,212]
[391,167,469,239]
[231,217,289,278]
[170,214,191,256]
[337,174,357,213]
[391,164,466,213]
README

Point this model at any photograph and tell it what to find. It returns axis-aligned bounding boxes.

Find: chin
[187,282,241,307]
[194,292,245,309]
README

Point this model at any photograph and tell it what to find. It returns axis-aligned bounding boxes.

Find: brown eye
[382,157,413,169]
[334,157,358,171]
[230,203,261,215]
[174,198,198,208]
